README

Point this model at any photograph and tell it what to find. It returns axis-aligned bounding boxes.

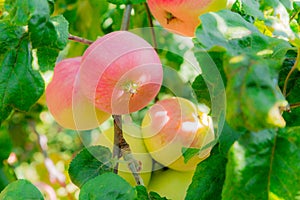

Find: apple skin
[147,0,227,36]
[46,57,110,130]
[142,97,214,171]
[79,31,163,115]
[147,168,194,200]
[95,124,153,186]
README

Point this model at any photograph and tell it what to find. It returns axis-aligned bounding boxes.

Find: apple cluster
[46,31,163,130]
[46,30,215,198]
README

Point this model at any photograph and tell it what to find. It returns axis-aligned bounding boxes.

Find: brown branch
[283,47,300,97]
[290,102,300,109]
[112,4,144,186]
[144,2,157,50]
[68,34,93,45]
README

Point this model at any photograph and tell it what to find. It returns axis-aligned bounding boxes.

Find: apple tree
[0,0,300,199]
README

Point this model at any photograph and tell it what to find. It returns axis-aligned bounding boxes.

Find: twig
[290,102,300,109]
[112,115,124,173]
[112,4,144,186]
[120,4,132,31]
[68,34,93,45]
[283,47,300,96]
[144,2,157,50]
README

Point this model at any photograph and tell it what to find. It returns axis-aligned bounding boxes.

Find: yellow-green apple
[79,31,163,115]
[95,124,153,186]
[147,168,194,200]
[46,57,110,130]
[147,0,227,37]
[142,97,214,171]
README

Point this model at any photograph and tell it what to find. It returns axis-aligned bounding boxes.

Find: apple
[95,124,153,186]
[79,31,163,115]
[147,0,227,37]
[46,57,110,130]
[147,168,194,200]
[142,97,214,171]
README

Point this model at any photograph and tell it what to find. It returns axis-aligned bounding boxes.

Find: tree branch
[144,2,157,50]
[283,47,300,97]
[68,34,93,45]
[112,4,144,186]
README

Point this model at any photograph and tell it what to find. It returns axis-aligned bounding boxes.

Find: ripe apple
[142,97,214,171]
[79,31,163,115]
[147,0,227,37]
[147,168,194,200]
[46,57,110,130]
[95,124,153,186]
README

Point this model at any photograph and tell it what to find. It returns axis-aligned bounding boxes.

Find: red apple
[147,0,227,37]
[142,97,214,171]
[79,31,163,115]
[46,57,110,130]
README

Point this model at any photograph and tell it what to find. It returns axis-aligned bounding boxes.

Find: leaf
[9,0,30,25]
[225,54,288,131]
[0,37,44,124]
[0,179,44,200]
[79,172,137,200]
[192,75,211,107]
[233,0,264,19]
[149,192,169,200]
[0,20,25,54]
[182,148,201,164]
[222,128,300,199]
[0,165,17,192]
[185,147,227,200]
[0,126,13,166]
[68,145,114,188]
[135,185,168,200]
[218,122,242,156]
[29,14,69,71]
[162,66,195,103]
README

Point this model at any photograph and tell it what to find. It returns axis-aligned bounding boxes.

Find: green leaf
[107,0,146,5]
[0,179,44,200]
[149,192,168,200]
[225,54,288,131]
[233,0,264,19]
[0,37,44,124]
[0,126,13,167]
[135,185,168,200]
[192,75,211,107]
[222,128,300,199]
[185,147,227,200]
[182,148,201,164]
[29,14,69,71]
[9,0,30,25]
[68,145,114,188]
[0,20,25,54]
[162,66,195,103]
[0,165,17,192]
[79,172,137,200]
[218,122,242,156]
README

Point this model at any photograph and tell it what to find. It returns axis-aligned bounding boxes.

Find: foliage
[0,0,300,199]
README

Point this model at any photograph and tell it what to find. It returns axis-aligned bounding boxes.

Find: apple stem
[68,34,93,45]
[166,12,176,24]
